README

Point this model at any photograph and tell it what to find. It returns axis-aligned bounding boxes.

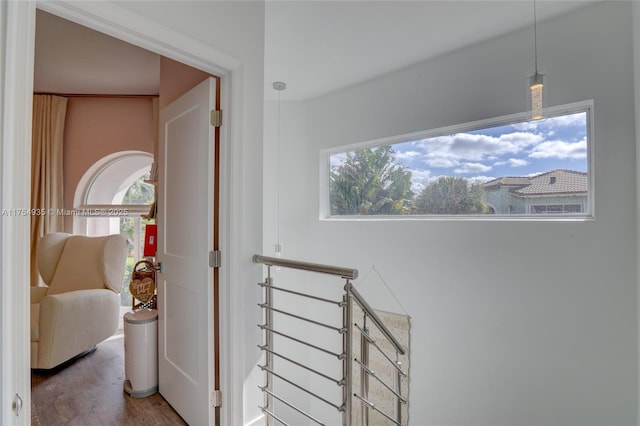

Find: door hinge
[12,393,23,417]
[209,250,222,268]
[210,109,222,127]
[211,389,222,408]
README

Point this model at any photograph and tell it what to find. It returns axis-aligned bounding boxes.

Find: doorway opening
[30,5,231,426]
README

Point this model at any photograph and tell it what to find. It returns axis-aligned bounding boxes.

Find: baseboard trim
[245,414,265,426]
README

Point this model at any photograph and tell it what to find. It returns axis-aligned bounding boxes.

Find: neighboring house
[483,169,587,214]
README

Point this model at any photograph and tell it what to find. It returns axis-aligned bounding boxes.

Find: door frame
[1,1,246,424]
[0,2,35,424]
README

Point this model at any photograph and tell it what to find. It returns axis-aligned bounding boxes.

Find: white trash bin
[123,308,158,398]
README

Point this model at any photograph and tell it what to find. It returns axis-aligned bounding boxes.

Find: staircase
[254,255,409,425]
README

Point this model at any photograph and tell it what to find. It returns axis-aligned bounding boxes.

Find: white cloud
[411,183,425,193]
[511,121,538,132]
[395,150,421,162]
[469,175,495,183]
[329,153,346,168]
[545,112,587,128]
[528,138,587,159]
[454,162,493,174]
[512,112,586,132]
[424,157,460,168]
[408,169,432,193]
[416,132,542,168]
[508,158,528,167]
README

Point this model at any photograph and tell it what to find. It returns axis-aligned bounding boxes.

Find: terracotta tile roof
[514,169,587,195]
[483,176,530,188]
[483,169,587,196]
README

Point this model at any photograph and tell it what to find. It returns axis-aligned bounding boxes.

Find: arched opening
[74,151,155,307]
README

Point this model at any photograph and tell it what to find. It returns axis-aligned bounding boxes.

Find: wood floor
[31,334,187,426]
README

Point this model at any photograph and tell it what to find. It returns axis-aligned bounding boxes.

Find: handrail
[253,254,358,280]
[349,283,406,355]
[256,254,408,425]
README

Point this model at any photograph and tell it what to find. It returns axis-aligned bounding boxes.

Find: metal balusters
[263,270,274,426]
[359,313,369,426]
[395,356,403,425]
[342,283,353,426]
[350,285,408,426]
[254,255,408,426]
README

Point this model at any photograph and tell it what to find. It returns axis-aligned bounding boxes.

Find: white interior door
[157,77,218,426]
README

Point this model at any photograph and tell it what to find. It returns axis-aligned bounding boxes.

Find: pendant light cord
[533,0,538,73]
[276,87,282,248]
[272,81,286,254]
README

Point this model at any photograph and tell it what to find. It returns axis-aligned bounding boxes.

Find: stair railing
[254,254,408,425]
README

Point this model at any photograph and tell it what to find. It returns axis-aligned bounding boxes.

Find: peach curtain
[31,94,67,286]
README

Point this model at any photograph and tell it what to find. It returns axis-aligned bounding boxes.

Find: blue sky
[331,111,588,193]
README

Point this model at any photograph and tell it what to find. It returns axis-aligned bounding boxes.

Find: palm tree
[330,146,414,215]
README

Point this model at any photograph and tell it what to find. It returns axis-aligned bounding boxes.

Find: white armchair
[31,232,128,369]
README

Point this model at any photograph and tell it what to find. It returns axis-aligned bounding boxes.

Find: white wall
[632,1,640,423]
[265,2,637,425]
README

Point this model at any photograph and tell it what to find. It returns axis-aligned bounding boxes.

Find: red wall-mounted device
[143,224,157,257]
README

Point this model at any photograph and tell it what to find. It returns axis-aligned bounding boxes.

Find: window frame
[77,151,154,217]
[530,203,584,215]
[72,150,154,233]
[73,151,155,307]
[320,100,595,221]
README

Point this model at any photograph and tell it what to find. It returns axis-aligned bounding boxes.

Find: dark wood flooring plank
[31,336,186,426]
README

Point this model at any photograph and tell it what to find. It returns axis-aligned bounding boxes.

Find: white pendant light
[273,81,286,257]
[528,0,545,121]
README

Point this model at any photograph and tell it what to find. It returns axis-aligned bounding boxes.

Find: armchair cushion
[36,233,70,285]
[47,234,127,295]
[33,289,120,368]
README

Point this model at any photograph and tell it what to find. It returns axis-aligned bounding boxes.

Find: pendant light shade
[529,71,544,120]
[528,0,545,121]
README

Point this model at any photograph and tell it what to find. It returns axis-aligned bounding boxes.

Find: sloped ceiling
[34,1,599,100]
[265,0,600,100]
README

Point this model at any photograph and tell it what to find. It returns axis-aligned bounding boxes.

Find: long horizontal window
[531,204,583,214]
[324,101,592,219]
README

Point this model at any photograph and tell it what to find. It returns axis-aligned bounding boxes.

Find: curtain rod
[34,92,158,99]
